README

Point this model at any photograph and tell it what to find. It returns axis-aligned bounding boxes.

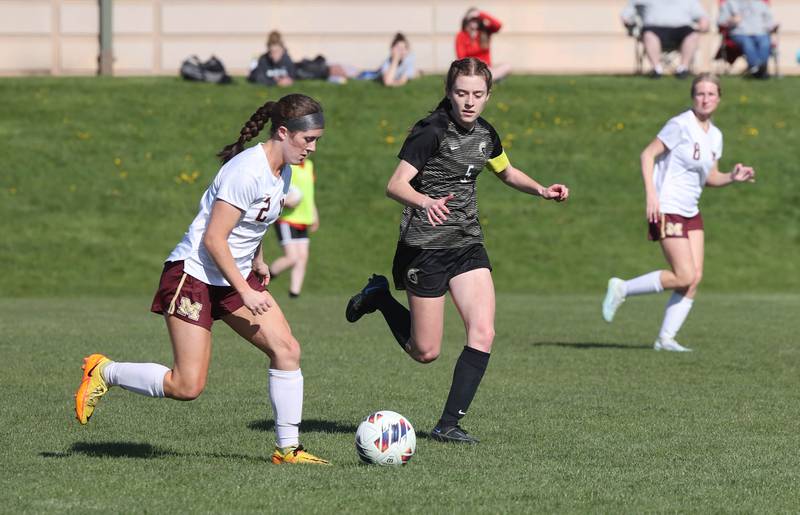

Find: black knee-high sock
[374,292,411,351]
[439,346,490,427]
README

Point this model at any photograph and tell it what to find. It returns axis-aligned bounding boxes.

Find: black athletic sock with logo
[438,346,490,427]
[374,292,411,351]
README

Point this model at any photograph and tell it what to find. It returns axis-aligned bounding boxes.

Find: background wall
[1,0,799,76]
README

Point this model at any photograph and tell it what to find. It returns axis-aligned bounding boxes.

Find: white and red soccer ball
[355,410,416,466]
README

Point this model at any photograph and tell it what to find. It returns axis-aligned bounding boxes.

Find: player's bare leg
[684,229,705,299]
[162,316,212,400]
[655,236,698,351]
[223,295,329,464]
[74,316,204,424]
[287,242,309,297]
[270,241,309,297]
[406,294,446,363]
[431,268,495,444]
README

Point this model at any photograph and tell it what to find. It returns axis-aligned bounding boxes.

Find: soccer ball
[355,410,416,466]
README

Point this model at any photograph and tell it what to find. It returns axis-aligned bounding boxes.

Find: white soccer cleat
[602,277,626,323]
[653,338,692,352]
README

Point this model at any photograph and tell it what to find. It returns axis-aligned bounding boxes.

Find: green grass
[1,293,799,512]
[1,75,798,512]
[0,75,798,296]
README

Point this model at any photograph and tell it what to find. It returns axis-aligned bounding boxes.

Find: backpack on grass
[180,55,232,84]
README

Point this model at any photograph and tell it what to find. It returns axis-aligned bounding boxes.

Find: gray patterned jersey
[397,105,505,249]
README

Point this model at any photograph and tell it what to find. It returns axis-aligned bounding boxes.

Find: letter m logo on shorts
[665,222,684,237]
[176,297,203,321]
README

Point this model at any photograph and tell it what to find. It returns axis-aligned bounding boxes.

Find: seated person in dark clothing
[621,0,709,78]
[248,30,296,87]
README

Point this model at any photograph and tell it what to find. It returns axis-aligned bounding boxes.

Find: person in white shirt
[74,93,330,464]
[602,74,756,352]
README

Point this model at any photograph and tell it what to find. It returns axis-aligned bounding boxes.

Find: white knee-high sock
[625,271,664,296]
[658,292,694,340]
[102,362,169,397]
[268,368,303,449]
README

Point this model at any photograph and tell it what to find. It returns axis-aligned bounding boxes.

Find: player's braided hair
[217,93,322,164]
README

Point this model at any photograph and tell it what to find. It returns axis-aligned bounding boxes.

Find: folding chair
[627,5,691,75]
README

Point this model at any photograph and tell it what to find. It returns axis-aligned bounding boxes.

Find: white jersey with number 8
[654,109,723,217]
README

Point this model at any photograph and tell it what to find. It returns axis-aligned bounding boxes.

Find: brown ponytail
[217,102,274,164]
[216,93,323,164]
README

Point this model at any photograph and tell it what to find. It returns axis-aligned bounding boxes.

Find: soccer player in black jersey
[346,57,569,444]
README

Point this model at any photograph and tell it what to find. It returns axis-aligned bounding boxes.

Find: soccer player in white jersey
[345,58,569,443]
[74,94,330,464]
[602,74,756,352]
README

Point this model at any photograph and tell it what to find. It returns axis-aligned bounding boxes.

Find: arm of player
[251,242,270,286]
[310,204,320,232]
[386,159,455,226]
[640,137,667,223]
[706,162,756,187]
[495,165,569,201]
[204,199,272,314]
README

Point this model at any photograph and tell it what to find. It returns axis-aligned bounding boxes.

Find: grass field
[0,75,798,296]
[1,74,799,513]
[1,293,799,512]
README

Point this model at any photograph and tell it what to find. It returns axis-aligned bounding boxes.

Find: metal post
[98,0,113,75]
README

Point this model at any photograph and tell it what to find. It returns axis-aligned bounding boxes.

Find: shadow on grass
[415,431,435,441]
[248,418,358,434]
[531,341,652,350]
[40,441,271,463]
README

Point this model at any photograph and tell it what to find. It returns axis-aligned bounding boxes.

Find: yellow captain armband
[487,150,510,173]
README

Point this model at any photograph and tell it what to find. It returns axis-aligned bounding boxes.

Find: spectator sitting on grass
[379,33,418,87]
[248,30,296,87]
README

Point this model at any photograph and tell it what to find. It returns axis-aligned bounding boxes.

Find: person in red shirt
[455,8,511,81]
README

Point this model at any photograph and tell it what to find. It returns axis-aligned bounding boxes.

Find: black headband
[283,112,325,132]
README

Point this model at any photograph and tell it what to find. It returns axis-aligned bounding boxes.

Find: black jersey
[397,106,508,249]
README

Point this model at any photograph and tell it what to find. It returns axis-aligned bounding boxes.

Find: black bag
[180,55,232,84]
[202,56,232,84]
[180,55,205,81]
[294,55,329,80]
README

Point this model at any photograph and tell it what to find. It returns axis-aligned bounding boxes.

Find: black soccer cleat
[345,274,389,323]
[430,425,480,444]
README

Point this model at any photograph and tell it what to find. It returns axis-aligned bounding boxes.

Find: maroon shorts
[150,260,266,330]
[648,212,704,241]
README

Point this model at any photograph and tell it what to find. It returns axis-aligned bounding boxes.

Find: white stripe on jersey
[167,144,292,286]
